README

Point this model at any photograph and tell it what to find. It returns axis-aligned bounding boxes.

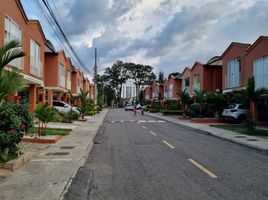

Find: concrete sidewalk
[0,109,108,200]
[146,112,268,152]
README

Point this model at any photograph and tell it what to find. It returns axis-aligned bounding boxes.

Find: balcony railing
[225,72,242,89]
[30,61,42,78]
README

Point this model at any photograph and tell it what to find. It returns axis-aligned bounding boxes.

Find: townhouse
[0,0,94,111]
[181,58,222,96]
[221,36,268,121]
[0,0,46,111]
[144,86,153,102]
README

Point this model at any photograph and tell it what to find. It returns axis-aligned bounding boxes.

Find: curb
[58,110,108,200]
[145,112,268,154]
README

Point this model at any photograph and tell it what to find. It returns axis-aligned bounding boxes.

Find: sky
[21,0,268,77]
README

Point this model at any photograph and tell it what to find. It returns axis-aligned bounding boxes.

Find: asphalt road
[64,109,268,200]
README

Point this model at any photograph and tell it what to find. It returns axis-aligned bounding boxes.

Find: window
[226,58,241,88]
[193,74,200,91]
[4,16,23,69]
[59,64,65,87]
[168,84,173,98]
[253,56,268,89]
[67,71,71,89]
[185,78,190,93]
[30,39,42,77]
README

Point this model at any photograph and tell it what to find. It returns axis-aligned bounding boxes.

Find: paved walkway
[146,112,268,152]
[0,109,108,200]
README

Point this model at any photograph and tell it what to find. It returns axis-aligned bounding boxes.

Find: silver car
[52,100,80,114]
[222,104,250,121]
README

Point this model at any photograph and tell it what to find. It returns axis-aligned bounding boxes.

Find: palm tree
[0,40,26,103]
[67,90,75,111]
[193,90,208,117]
[79,88,89,119]
[34,104,59,136]
[177,88,190,110]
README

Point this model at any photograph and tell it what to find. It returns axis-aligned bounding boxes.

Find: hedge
[160,110,184,115]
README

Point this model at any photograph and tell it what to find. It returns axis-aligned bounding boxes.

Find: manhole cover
[60,146,75,149]
[46,152,70,156]
[234,136,247,138]
[247,139,259,142]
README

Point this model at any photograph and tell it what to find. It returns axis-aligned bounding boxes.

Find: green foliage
[61,111,79,123]
[104,85,116,106]
[148,108,160,113]
[34,104,60,136]
[0,102,30,161]
[158,70,164,84]
[160,110,184,115]
[177,89,191,109]
[166,100,180,110]
[0,102,32,133]
[247,77,255,102]
[0,40,26,103]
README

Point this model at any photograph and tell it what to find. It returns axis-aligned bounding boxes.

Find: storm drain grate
[234,136,247,138]
[247,139,259,142]
[46,152,70,156]
[60,146,75,149]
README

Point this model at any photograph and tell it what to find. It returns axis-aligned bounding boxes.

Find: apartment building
[0,0,46,111]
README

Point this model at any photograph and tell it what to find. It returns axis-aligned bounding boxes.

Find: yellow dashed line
[188,158,218,179]
[162,140,175,149]
[150,131,157,136]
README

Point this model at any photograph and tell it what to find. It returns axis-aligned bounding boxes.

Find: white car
[52,100,80,114]
[222,104,250,121]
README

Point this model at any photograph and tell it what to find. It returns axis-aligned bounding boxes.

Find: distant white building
[121,79,136,101]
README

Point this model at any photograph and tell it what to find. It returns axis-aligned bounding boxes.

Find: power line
[41,0,89,73]
[30,0,83,70]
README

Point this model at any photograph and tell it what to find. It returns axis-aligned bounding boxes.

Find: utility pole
[94,48,98,106]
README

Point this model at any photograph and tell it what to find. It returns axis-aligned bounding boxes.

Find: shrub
[166,100,180,110]
[148,108,160,113]
[61,111,79,123]
[86,110,95,116]
[0,102,30,161]
[160,110,184,115]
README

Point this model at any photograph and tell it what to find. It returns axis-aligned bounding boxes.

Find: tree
[104,60,128,103]
[124,62,156,102]
[193,90,208,117]
[103,85,116,106]
[0,40,26,103]
[34,104,59,136]
[177,88,190,111]
[67,90,75,111]
[158,70,164,84]
[79,88,89,119]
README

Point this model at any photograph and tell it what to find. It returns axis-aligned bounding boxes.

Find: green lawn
[211,125,268,136]
[26,127,72,136]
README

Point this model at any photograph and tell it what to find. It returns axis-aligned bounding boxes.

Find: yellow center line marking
[162,140,175,149]
[142,125,147,129]
[150,131,157,136]
[188,159,218,179]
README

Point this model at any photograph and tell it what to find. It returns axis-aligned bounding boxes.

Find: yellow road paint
[142,126,147,129]
[162,140,175,149]
[188,159,218,179]
[150,131,157,136]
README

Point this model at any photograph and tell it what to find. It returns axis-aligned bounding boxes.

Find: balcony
[225,72,242,89]
[30,61,42,78]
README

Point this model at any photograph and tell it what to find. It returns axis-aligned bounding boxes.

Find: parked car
[222,104,250,121]
[52,100,80,114]
[125,104,134,111]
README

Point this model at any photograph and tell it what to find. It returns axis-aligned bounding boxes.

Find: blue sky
[21,0,268,77]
